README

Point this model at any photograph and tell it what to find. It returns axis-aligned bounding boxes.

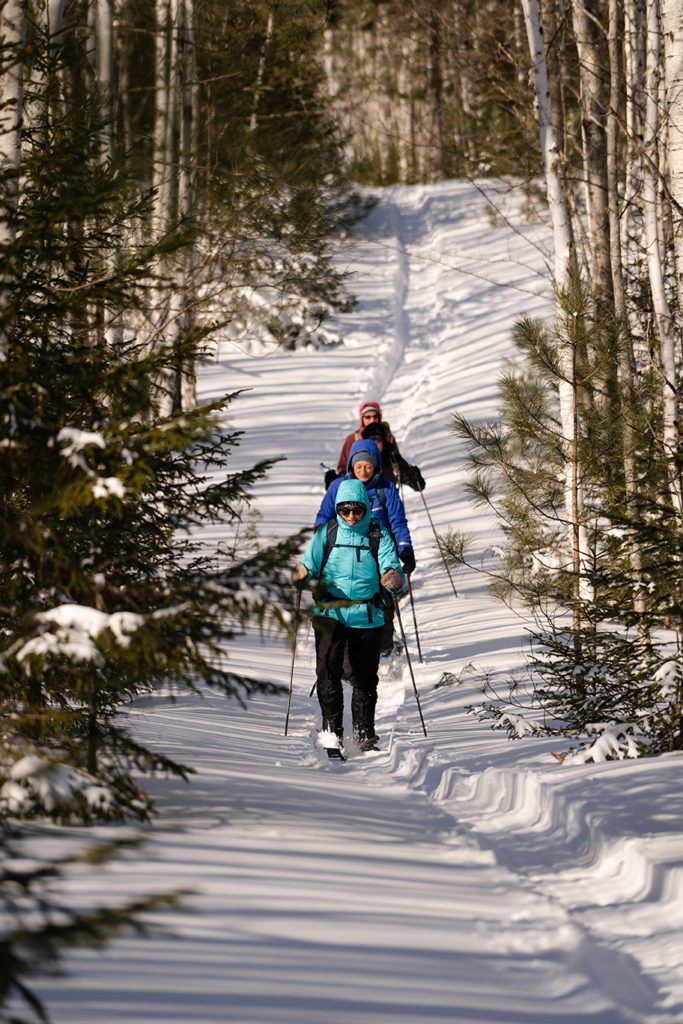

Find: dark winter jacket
[303,479,403,628]
[361,423,425,491]
[316,439,413,555]
[335,402,398,474]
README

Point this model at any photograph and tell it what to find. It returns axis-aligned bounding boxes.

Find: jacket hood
[346,437,382,475]
[335,478,371,529]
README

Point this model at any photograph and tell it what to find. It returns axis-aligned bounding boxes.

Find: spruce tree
[450,272,683,758]
[0,71,305,824]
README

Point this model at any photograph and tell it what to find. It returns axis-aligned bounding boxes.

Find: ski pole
[393,594,427,736]
[284,588,302,736]
[419,490,458,598]
[406,574,424,663]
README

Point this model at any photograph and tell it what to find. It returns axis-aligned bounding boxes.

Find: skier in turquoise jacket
[291,478,403,752]
[316,436,414,656]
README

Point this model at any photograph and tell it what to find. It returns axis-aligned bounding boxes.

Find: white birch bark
[428,0,446,182]
[521,0,591,607]
[607,0,646,616]
[660,0,683,314]
[149,0,174,411]
[643,0,683,515]
[520,0,573,285]
[31,0,65,127]
[178,0,197,410]
[46,0,65,52]
[0,0,26,349]
[152,0,171,235]
[572,0,612,304]
[249,9,274,133]
[0,0,26,197]
[623,0,645,257]
[94,0,114,162]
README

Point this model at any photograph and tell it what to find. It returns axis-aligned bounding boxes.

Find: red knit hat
[359,401,382,426]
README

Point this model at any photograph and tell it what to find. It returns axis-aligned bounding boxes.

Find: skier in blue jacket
[315,437,415,655]
[291,478,403,753]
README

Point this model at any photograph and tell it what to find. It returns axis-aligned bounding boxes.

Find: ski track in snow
[23,181,683,1024]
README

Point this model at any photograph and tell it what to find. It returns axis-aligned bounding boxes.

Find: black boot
[354,729,380,751]
[322,717,343,740]
[320,719,345,758]
[351,687,379,750]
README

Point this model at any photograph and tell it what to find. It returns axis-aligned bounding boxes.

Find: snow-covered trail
[43,689,649,1024]
[28,182,683,1024]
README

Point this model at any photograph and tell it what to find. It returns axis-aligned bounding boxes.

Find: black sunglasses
[337,503,366,517]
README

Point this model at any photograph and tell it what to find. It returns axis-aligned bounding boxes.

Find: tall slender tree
[660,0,683,315]
[0,0,27,352]
[643,0,683,517]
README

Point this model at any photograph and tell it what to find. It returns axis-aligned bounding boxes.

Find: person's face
[362,410,380,427]
[337,502,366,523]
[353,460,375,483]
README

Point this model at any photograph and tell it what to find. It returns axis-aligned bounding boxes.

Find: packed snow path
[31,182,683,1024]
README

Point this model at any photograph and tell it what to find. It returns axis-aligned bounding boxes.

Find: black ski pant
[313,616,382,738]
[380,598,395,654]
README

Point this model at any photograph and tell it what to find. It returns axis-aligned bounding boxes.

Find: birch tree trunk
[520,0,573,284]
[521,0,591,627]
[148,0,174,411]
[152,0,172,236]
[177,0,198,411]
[660,0,683,317]
[643,0,683,516]
[428,0,446,181]
[29,0,65,140]
[249,9,274,133]
[607,0,646,617]
[572,0,613,307]
[94,0,114,163]
[623,0,645,257]
[0,0,27,349]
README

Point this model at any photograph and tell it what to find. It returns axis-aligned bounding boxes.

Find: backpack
[318,517,387,619]
[320,516,382,575]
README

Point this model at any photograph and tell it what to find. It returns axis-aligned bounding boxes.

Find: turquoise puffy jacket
[302,478,403,628]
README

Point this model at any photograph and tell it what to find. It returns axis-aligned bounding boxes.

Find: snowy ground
[24,181,683,1024]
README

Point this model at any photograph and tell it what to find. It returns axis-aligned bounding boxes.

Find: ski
[318,728,346,760]
[327,747,347,760]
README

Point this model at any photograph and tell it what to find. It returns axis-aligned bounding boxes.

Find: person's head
[360,421,385,452]
[335,478,370,528]
[359,401,382,431]
[348,439,380,484]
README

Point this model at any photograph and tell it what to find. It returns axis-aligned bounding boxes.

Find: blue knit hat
[350,448,378,469]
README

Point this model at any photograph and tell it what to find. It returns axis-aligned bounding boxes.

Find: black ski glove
[408,466,425,492]
[400,548,416,574]
[324,469,339,489]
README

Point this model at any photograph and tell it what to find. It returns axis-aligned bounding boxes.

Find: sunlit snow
[20,181,683,1024]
